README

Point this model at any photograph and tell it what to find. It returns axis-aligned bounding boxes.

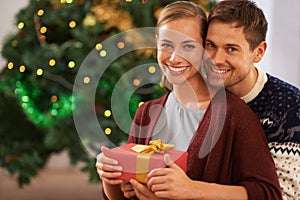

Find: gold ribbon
[131,139,174,154]
[131,140,174,183]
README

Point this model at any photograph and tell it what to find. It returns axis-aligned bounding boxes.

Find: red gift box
[102,143,188,183]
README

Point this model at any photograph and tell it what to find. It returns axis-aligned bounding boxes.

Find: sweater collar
[241,67,268,103]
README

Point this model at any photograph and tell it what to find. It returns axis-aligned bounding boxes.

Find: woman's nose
[169,50,182,63]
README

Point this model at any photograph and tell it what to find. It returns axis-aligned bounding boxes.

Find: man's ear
[253,41,267,63]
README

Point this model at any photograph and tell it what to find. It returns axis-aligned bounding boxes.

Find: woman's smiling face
[156,17,204,87]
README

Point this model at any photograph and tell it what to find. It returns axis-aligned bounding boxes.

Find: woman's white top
[151,92,206,151]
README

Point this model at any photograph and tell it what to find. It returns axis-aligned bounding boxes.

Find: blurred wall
[252,0,300,88]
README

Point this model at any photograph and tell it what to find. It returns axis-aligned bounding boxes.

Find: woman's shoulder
[138,93,169,110]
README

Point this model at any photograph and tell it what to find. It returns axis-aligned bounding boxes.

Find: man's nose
[210,49,226,64]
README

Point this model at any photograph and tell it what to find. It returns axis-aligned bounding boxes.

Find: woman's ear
[253,41,267,63]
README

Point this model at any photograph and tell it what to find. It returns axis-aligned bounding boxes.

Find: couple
[97,0,300,199]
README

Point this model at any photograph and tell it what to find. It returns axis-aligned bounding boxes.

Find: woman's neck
[173,79,212,110]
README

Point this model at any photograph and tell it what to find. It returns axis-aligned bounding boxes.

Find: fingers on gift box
[102,142,188,183]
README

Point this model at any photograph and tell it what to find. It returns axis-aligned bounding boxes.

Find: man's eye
[205,42,214,48]
[228,47,237,52]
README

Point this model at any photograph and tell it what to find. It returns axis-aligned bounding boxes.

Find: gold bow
[131,140,174,154]
[130,140,174,183]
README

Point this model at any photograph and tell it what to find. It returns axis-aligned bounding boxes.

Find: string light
[49,59,56,67]
[148,65,156,74]
[95,43,102,50]
[51,95,58,102]
[69,20,76,28]
[99,50,107,57]
[18,22,25,29]
[21,95,29,103]
[36,68,43,76]
[51,109,58,116]
[37,9,44,16]
[138,102,144,107]
[117,41,125,49]
[68,61,75,68]
[19,65,26,73]
[13,81,74,127]
[7,62,14,69]
[105,128,112,135]
[133,78,141,86]
[83,76,91,84]
[40,26,47,34]
[104,110,111,117]
[66,0,73,3]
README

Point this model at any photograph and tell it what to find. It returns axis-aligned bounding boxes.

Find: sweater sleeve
[231,100,282,200]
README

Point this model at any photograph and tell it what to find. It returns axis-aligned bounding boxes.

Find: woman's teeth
[168,66,187,72]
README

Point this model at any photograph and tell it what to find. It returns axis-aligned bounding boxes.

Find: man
[204,0,300,199]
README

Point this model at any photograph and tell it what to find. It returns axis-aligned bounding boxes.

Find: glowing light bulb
[117,41,125,49]
[95,43,102,50]
[138,102,144,107]
[105,128,112,135]
[148,65,156,74]
[19,65,26,72]
[69,21,76,28]
[104,110,111,117]
[68,61,75,68]
[36,68,43,76]
[21,95,29,102]
[18,22,25,29]
[37,9,44,16]
[40,26,47,34]
[51,95,58,102]
[7,62,14,69]
[99,50,107,57]
[83,76,91,84]
[51,109,58,116]
[49,59,56,66]
[133,78,141,86]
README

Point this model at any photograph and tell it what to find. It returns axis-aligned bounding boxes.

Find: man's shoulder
[254,74,300,106]
[266,74,300,97]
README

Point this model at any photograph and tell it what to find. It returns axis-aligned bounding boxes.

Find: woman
[96,1,282,199]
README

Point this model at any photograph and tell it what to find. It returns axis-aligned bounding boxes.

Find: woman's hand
[120,181,136,199]
[146,154,195,199]
[130,179,161,200]
[95,146,123,185]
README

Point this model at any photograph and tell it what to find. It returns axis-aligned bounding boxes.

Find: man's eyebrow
[205,39,214,43]
[205,39,241,48]
[225,43,241,48]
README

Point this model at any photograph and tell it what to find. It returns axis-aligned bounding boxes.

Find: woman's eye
[184,44,195,49]
[160,43,173,49]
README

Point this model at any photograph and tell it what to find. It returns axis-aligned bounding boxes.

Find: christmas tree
[0,0,216,187]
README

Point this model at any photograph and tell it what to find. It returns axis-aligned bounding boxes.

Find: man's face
[204,20,259,96]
